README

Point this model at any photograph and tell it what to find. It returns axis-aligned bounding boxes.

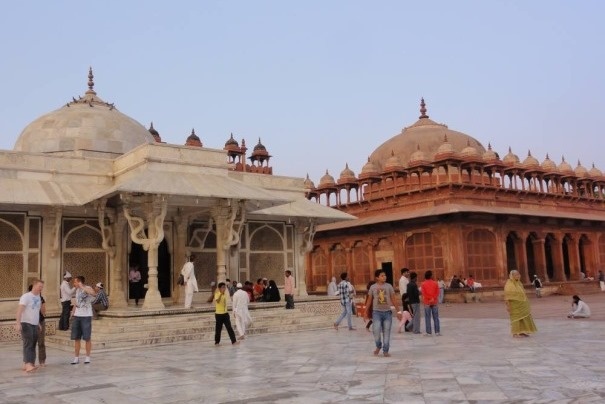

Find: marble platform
[2,293,605,403]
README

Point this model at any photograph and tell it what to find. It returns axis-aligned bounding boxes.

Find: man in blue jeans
[421,270,441,336]
[365,269,402,357]
[333,272,355,330]
[406,272,421,334]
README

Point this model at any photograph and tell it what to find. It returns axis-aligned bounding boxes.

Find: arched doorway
[129,238,172,299]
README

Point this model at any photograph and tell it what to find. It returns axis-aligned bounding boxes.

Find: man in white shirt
[181,255,198,309]
[15,279,44,373]
[232,283,252,340]
[70,276,96,364]
[59,272,75,330]
[399,268,410,307]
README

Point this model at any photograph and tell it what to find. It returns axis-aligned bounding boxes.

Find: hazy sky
[1,1,604,184]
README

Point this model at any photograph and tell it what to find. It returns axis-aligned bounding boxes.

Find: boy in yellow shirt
[214,282,238,346]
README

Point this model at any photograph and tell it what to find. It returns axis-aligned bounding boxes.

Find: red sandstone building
[305,99,605,291]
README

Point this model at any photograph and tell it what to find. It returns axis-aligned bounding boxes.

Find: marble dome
[13,69,155,158]
[369,99,485,170]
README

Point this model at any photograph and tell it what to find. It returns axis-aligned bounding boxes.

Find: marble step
[46,317,335,351]
[90,310,321,333]
[45,303,339,351]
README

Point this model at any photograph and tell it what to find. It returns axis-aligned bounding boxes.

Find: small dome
[251,138,270,159]
[383,150,405,171]
[318,170,336,188]
[589,163,603,178]
[541,154,557,172]
[408,144,429,166]
[303,173,316,190]
[359,157,380,178]
[224,132,239,148]
[434,134,457,160]
[558,156,574,175]
[503,147,520,165]
[185,128,202,147]
[521,150,540,169]
[338,163,357,184]
[459,140,480,159]
[575,160,588,178]
[148,122,161,142]
[482,143,499,163]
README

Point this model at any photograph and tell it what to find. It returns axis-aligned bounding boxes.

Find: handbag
[177,274,185,286]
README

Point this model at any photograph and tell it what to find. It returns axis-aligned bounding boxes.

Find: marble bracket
[188,218,214,255]
[97,199,116,258]
[300,219,316,254]
[123,195,167,251]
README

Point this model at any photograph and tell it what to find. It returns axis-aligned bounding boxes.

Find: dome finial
[87,67,95,93]
[419,97,429,119]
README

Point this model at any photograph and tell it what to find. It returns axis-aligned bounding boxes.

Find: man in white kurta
[181,256,198,309]
[232,283,252,339]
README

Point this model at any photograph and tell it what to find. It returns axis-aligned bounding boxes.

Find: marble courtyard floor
[2,293,605,403]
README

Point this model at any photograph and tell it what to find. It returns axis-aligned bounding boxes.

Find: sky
[1,1,604,184]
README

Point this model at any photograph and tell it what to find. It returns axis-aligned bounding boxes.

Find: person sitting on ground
[396,293,414,333]
[253,278,265,302]
[568,295,591,318]
[327,276,338,296]
[264,280,281,302]
[226,279,236,296]
[243,281,254,302]
[91,283,109,320]
[467,275,475,292]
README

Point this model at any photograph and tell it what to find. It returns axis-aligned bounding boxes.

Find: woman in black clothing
[264,280,281,302]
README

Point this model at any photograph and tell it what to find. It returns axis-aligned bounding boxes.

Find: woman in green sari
[504,270,537,337]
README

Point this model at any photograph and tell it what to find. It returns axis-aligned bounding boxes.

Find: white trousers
[234,312,247,337]
[184,283,195,308]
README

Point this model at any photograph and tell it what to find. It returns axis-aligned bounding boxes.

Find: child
[397,293,414,333]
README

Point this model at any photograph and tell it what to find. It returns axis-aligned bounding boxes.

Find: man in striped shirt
[333,272,356,331]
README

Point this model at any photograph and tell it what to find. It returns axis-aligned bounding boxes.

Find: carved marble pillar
[98,203,129,309]
[123,195,167,310]
[295,219,316,297]
[172,216,189,305]
[211,199,244,284]
[42,207,62,312]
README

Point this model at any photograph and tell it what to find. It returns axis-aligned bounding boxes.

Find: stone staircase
[45,299,340,351]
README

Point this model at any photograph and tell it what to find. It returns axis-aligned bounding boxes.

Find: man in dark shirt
[406,272,421,334]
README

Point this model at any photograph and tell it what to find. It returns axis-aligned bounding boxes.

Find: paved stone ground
[1,292,604,403]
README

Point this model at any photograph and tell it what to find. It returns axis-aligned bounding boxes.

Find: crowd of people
[14,260,601,371]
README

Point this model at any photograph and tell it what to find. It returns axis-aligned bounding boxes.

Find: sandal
[373,348,381,356]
